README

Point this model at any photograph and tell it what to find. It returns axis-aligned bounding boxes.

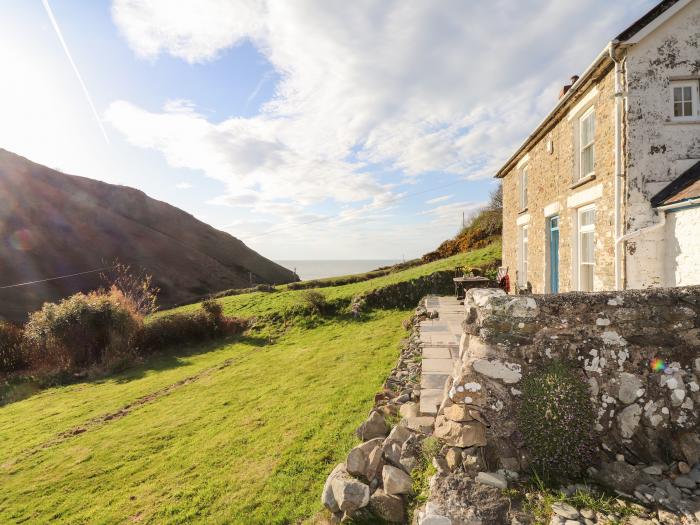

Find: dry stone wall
[458,286,700,464]
[321,309,429,523]
[351,271,497,313]
[425,286,700,523]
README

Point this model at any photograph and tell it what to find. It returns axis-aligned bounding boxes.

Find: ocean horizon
[275,259,402,281]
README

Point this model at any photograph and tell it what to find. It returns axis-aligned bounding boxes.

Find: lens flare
[650,358,666,372]
[9,229,35,251]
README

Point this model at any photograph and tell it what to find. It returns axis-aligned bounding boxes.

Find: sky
[0,0,656,260]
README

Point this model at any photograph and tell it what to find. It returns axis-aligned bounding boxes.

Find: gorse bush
[299,290,328,314]
[518,361,595,480]
[422,183,503,262]
[0,321,26,374]
[23,288,142,370]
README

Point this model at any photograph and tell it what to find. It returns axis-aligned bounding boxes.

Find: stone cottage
[498,0,700,294]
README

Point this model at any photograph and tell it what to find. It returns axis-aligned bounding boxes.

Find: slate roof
[616,0,681,41]
[651,161,700,207]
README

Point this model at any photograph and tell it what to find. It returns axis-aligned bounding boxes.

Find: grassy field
[0,311,409,524]
[160,242,500,320]
[0,242,501,524]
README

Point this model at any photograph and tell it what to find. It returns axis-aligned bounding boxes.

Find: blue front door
[549,216,559,293]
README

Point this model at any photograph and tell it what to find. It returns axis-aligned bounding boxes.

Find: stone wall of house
[624,0,700,289]
[502,68,618,295]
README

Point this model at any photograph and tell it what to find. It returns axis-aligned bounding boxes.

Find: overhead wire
[1,176,477,289]
[0,265,117,290]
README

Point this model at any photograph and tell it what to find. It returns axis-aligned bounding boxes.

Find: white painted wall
[622,0,700,289]
[665,206,700,286]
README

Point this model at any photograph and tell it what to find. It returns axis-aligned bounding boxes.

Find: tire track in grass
[1,357,237,470]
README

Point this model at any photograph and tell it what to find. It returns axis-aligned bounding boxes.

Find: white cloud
[111,0,266,63]
[175,181,193,189]
[105,99,392,212]
[108,0,655,256]
[426,195,452,205]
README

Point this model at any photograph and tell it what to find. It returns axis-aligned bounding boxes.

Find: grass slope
[161,242,500,320]
[0,311,408,524]
[0,242,502,524]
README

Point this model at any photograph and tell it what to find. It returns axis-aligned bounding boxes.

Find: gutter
[656,197,700,212]
[495,43,614,179]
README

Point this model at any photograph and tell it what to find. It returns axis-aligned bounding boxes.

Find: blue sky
[0,0,656,259]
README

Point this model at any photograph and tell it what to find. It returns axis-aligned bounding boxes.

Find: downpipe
[610,44,626,290]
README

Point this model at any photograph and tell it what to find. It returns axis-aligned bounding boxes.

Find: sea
[275,260,402,281]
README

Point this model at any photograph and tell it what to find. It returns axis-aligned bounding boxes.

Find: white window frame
[577,204,596,292]
[518,225,528,288]
[670,80,699,122]
[578,107,595,181]
[519,165,529,210]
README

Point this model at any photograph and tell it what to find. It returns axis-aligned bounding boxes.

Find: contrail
[41,0,110,144]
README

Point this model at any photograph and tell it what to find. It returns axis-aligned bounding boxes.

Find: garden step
[422,347,452,359]
[422,358,454,374]
[421,373,449,389]
[419,389,443,416]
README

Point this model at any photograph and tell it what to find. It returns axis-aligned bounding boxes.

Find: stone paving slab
[419,325,452,332]
[422,346,452,359]
[421,373,450,389]
[419,296,465,417]
[419,389,444,416]
[419,334,461,346]
[422,358,454,374]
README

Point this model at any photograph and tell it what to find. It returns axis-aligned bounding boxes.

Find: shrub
[0,322,26,374]
[101,262,159,315]
[518,361,595,480]
[201,298,223,319]
[211,283,277,300]
[299,290,328,314]
[23,288,142,370]
[136,302,246,353]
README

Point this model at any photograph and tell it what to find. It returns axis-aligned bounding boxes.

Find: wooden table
[453,276,490,299]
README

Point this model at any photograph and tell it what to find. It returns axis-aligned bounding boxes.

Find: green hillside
[160,242,500,320]
[0,242,501,524]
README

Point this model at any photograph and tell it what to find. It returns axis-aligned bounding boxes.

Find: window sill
[665,119,700,125]
[518,207,529,215]
[571,174,596,189]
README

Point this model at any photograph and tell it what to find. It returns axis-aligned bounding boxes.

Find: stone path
[418,295,463,417]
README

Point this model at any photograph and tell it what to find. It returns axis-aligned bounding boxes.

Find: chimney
[558,74,580,100]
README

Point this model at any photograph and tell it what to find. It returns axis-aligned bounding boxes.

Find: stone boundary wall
[458,286,700,464]
[321,308,431,523]
[352,272,496,312]
[421,286,700,522]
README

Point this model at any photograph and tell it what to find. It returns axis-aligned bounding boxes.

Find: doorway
[549,216,559,293]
